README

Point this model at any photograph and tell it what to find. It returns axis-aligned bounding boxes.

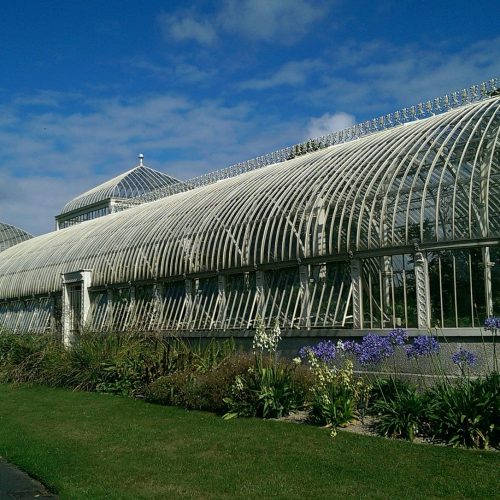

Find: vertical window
[428,248,487,328]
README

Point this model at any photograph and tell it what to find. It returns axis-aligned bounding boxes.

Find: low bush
[371,386,428,442]
[289,363,315,403]
[0,330,238,399]
[0,333,72,386]
[196,353,256,413]
[426,372,499,449]
[368,376,417,408]
[145,353,255,413]
[309,380,356,429]
[223,355,302,419]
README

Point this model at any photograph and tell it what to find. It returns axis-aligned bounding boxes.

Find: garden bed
[0,323,498,450]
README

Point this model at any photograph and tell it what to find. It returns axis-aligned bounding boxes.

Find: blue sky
[1,0,499,234]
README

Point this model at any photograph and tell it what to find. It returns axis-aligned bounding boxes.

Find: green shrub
[290,363,315,405]
[0,330,237,397]
[300,355,362,430]
[425,372,499,449]
[368,376,417,409]
[145,371,194,407]
[223,356,301,419]
[309,381,355,429]
[0,332,72,386]
[371,387,428,442]
[66,334,237,395]
[194,353,255,413]
[145,353,255,413]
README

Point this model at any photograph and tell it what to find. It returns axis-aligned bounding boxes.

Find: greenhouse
[0,222,32,253]
[0,79,499,345]
[55,155,184,229]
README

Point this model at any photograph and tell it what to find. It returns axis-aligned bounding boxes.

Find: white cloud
[0,91,300,235]
[356,38,500,104]
[240,60,324,90]
[305,37,500,115]
[306,112,356,139]
[0,173,70,235]
[158,12,216,45]
[219,0,328,44]
[157,1,330,47]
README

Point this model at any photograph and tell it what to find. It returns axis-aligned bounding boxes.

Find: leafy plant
[426,372,499,449]
[309,381,355,429]
[223,356,299,419]
[368,377,417,409]
[298,342,364,430]
[145,353,254,413]
[224,319,300,419]
[371,387,427,442]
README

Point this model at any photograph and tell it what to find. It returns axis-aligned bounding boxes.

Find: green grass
[0,385,498,499]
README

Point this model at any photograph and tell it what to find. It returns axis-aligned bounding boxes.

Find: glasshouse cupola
[55,155,183,229]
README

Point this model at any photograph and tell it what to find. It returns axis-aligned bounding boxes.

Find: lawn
[0,385,498,499]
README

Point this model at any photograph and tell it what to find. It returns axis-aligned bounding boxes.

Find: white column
[414,251,431,329]
[299,264,310,329]
[255,270,266,322]
[106,287,114,331]
[81,270,92,327]
[382,256,393,328]
[49,293,58,333]
[351,259,363,329]
[152,281,164,330]
[480,129,493,317]
[184,277,198,328]
[217,274,227,329]
[484,247,494,317]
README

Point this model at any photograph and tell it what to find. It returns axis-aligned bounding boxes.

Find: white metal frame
[0,86,499,335]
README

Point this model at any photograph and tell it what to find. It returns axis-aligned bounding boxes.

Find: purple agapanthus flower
[299,340,337,363]
[484,317,500,332]
[298,345,310,359]
[312,340,337,362]
[342,340,359,355]
[451,347,477,367]
[354,333,395,366]
[388,328,408,346]
[406,335,440,358]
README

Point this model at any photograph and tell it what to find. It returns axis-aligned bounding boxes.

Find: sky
[0,0,499,235]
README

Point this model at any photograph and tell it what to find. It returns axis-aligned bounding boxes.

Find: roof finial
[138,153,144,167]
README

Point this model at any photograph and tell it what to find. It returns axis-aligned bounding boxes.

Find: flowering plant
[483,317,499,372]
[406,335,440,359]
[451,347,477,367]
[484,316,500,332]
[252,317,281,354]
[298,340,369,432]
[388,328,408,346]
[342,333,396,366]
[299,340,336,364]
[224,317,301,420]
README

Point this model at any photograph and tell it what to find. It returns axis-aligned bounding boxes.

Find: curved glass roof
[59,163,182,215]
[0,222,33,253]
[0,96,499,299]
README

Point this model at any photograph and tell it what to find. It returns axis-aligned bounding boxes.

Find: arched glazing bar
[60,164,183,216]
[0,222,33,253]
[0,95,499,334]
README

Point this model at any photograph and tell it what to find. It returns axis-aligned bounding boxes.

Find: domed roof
[59,159,182,215]
[0,222,33,253]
